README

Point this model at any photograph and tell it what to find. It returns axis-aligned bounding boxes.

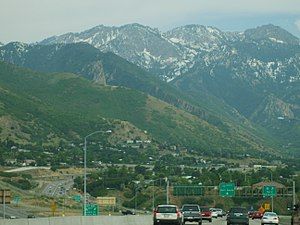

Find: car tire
[209,219,212,222]
[199,221,202,225]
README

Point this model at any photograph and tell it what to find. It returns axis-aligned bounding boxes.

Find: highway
[0,214,291,225]
[42,179,74,197]
[0,205,28,219]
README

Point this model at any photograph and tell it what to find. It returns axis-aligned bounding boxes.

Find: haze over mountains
[0,23,299,158]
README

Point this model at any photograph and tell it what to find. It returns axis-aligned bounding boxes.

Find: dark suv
[227,207,249,225]
[181,204,202,225]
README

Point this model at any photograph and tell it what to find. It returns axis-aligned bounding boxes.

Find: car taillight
[176,210,180,217]
[153,210,157,217]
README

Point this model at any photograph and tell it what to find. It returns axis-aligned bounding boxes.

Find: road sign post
[83,204,99,216]
[50,201,57,217]
[219,182,235,197]
[13,195,21,206]
[73,195,82,203]
[173,186,203,196]
[263,186,276,212]
[262,186,276,197]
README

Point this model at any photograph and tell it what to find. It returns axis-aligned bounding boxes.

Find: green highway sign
[173,186,203,196]
[13,195,21,204]
[83,204,99,216]
[73,195,82,202]
[219,182,235,197]
[263,186,277,197]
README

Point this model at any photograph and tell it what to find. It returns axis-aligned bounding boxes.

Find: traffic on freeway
[42,179,74,197]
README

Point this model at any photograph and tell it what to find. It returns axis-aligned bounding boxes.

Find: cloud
[1,0,300,42]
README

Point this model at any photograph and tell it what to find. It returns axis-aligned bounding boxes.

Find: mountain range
[39,23,300,154]
[0,23,299,158]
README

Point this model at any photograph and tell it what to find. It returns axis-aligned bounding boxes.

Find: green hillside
[0,42,277,155]
[0,61,275,157]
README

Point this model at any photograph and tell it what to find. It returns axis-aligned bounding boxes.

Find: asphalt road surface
[0,205,28,219]
[42,179,73,197]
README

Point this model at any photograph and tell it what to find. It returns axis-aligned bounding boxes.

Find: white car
[261,212,279,225]
[153,205,183,225]
[209,208,218,218]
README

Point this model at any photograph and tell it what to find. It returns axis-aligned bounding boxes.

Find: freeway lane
[0,205,28,219]
[42,179,74,197]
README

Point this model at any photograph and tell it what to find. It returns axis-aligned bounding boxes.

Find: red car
[252,211,263,219]
[200,207,212,222]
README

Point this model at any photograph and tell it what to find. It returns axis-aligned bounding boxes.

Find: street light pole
[83,130,108,216]
[270,170,273,212]
[293,180,296,206]
[166,178,169,205]
[152,182,155,210]
[84,136,87,216]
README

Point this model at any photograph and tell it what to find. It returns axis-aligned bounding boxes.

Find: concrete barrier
[0,215,152,225]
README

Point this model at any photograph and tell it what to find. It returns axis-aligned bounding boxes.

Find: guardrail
[0,215,151,225]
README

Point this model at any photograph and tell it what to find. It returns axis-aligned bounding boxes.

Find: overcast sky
[1,0,300,43]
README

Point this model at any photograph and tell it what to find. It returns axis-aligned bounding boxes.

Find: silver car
[153,205,183,225]
[261,212,279,225]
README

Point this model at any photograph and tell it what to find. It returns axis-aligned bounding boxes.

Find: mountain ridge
[0,61,275,157]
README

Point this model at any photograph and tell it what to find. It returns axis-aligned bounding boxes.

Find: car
[121,209,135,215]
[8,215,17,219]
[248,211,255,218]
[210,208,218,218]
[153,204,183,225]
[200,207,212,222]
[214,208,225,217]
[252,211,263,219]
[261,212,279,225]
[27,214,36,218]
[181,204,202,225]
[227,207,249,225]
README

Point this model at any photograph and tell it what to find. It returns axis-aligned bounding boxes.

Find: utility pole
[152,184,155,210]
[166,178,169,205]
[84,137,87,216]
[293,180,296,206]
[3,190,6,219]
[271,170,273,212]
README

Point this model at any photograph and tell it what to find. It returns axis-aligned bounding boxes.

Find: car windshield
[230,208,247,213]
[201,207,210,211]
[182,206,199,211]
[157,206,177,213]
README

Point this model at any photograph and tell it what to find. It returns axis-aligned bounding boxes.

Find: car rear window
[201,207,209,211]
[182,206,199,211]
[230,208,247,213]
[157,206,177,213]
[264,212,277,216]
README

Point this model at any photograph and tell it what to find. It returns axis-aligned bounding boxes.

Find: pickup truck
[181,204,202,225]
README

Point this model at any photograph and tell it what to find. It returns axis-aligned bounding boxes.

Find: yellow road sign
[51,201,57,214]
[96,197,116,206]
[264,203,270,210]
[259,206,265,214]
